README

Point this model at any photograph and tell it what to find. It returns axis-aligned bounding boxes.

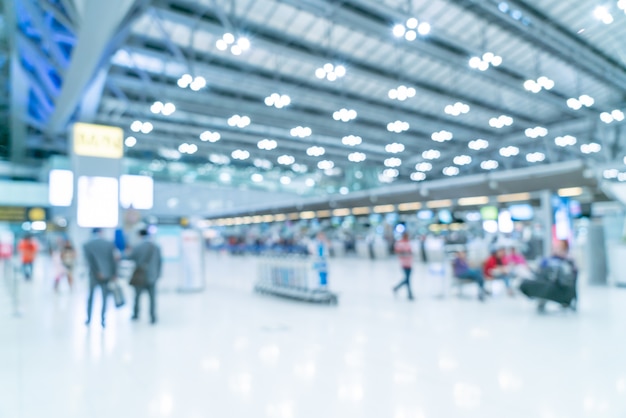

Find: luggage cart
[254,254,338,305]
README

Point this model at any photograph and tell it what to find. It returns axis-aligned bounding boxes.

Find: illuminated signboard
[73,122,124,159]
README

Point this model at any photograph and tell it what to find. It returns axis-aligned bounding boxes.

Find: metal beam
[45,0,139,134]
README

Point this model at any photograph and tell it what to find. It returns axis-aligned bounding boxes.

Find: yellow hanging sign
[73,122,124,159]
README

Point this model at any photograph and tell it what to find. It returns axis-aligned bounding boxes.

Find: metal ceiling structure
[4,0,626,198]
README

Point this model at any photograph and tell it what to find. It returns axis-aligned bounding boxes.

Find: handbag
[108,281,125,308]
[129,244,156,288]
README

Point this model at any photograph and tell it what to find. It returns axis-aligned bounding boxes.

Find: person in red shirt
[392,232,414,301]
[483,247,515,296]
[18,234,38,281]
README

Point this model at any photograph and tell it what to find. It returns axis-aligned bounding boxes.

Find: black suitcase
[520,279,576,305]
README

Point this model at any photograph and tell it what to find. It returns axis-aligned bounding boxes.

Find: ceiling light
[342,135,362,146]
[555,135,577,147]
[178,143,198,155]
[422,149,441,160]
[231,149,250,160]
[387,120,410,133]
[499,146,519,157]
[219,172,232,182]
[216,33,251,55]
[480,160,499,170]
[567,95,594,110]
[305,178,316,187]
[257,138,277,150]
[140,122,153,134]
[254,158,273,169]
[444,102,470,116]
[348,152,366,162]
[619,0,626,11]
[209,153,230,165]
[594,6,614,24]
[453,155,472,165]
[200,131,221,142]
[227,114,251,128]
[580,142,602,154]
[306,146,325,157]
[524,76,554,93]
[600,109,625,124]
[604,168,619,179]
[177,74,193,88]
[290,126,312,138]
[526,152,545,163]
[469,52,502,70]
[264,93,291,109]
[410,172,426,181]
[393,17,430,40]
[189,76,206,91]
[468,138,489,150]
[125,136,136,147]
[388,85,416,101]
[489,115,514,129]
[382,168,399,178]
[384,157,402,167]
[431,130,453,142]
[333,108,357,122]
[318,160,334,170]
[251,173,263,183]
[292,163,308,173]
[130,120,143,132]
[277,155,295,165]
[280,176,291,185]
[385,142,405,153]
[415,162,432,172]
[315,63,346,81]
[442,166,460,176]
[150,101,163,114]
[524,126,548,138]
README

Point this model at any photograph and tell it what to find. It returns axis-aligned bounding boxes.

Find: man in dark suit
[129,229,162,324]
[83,228,118,327]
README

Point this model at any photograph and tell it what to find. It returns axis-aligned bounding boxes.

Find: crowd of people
[391,233,578,310]
[15,228,163,328]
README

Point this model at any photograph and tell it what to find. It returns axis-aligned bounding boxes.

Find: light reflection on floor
[1,253,626,417]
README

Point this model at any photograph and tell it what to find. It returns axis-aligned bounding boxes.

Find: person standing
[18,234,38,281]
[393,232,414,300]
[84,228,118,327]
[129,229,162,324]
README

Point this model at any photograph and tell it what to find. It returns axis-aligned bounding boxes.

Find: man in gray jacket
[130,229,162,324]
[83,228,118,327]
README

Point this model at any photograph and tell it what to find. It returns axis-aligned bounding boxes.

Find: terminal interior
[1,0,626,417]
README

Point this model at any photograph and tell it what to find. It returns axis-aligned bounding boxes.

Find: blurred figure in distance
[452,250,488,301]
[18,233,38,281]
[392,232,414,301]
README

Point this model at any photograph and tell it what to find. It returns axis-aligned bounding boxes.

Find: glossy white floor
[1,252,626,418]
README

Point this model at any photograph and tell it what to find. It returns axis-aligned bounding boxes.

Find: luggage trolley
[254,254,338,305]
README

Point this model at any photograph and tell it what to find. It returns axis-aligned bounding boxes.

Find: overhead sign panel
[73,122,124,159]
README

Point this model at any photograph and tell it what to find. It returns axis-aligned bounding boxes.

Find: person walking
[392,232,414,301]
[83,228,118,328]
[17,234,38,281]
[129,229,162,324]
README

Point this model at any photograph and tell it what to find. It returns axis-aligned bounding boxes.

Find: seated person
[483,247,515,296]
[504,246,533,279]
[452,251,488,301]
